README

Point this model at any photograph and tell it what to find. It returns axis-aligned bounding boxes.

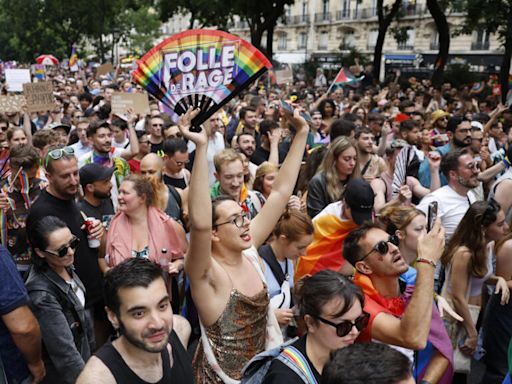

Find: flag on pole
[69,45,78,72]
[327,67,364,92]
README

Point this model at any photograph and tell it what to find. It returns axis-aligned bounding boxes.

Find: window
[367,28,378,49]
[298,32,308,49]
[319,31,329,49]
[472,30,490,50]
[323,0,330,15]
[302,1,308,17]
[342,0,350,17]
[342,31,355,49]
[278,33,287,50]
[398,27,415,49]
[430,30,439,50]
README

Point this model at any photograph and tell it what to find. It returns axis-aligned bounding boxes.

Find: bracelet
[420,381,432,384]
[416,258,436,268]
[503,157,511,169]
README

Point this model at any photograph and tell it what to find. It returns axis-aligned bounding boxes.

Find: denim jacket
[25,266,94,384]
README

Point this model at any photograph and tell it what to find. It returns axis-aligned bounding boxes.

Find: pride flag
[69,45,78,72]
[295,202,358,281]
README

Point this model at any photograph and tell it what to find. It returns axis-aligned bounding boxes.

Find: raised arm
[371,218,445,349]
[179,108,213,283]
[121,109,140,160]
[250,109,308,248]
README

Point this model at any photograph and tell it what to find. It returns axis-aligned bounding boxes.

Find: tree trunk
[427,0,449,86]
[500,34,512,104]
[372,0,402,82]
[265,23,275,61]
[249,19,265,52]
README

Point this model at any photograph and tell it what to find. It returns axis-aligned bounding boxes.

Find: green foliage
[443,63,478,88]
[390,25,409,44]
[122,6,161,54]
[340,48,370,67]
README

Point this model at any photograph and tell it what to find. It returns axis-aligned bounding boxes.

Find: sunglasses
[362,234,400,260]
[45,147,75,167]
[44,236,80,258]
[311,312,370,337]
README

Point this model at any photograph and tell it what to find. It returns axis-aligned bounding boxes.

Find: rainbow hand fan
[132,29,272,128]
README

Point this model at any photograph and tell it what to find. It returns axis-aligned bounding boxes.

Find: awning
[274,52,308,64]
[384,54,421,64]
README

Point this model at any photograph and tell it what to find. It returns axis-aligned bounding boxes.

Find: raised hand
[417,217,445,264]
[177,107,204,145]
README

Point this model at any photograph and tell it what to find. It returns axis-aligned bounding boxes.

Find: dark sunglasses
[45,147,75,167]
[311,312,370,337]
[44,236,80,258]
[362,234,400,260]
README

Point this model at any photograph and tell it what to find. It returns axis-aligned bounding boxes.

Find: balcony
[236,20,249,29]
[471,41,490,50]
[397,43,414,50]
[359,7,378,19]
[278,15,292,25]
[336,9,352,20]
[291,14,310,24]
[314,12,332,23]
[400,4,426,16]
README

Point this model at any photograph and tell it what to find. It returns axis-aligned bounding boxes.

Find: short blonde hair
[214,148,244,174]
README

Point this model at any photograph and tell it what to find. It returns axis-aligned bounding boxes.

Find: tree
[372,0,403,83]
[426,0,449,86]
[159,0,233,30]
[461,0,512,102]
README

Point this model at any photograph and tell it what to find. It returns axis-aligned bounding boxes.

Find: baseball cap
[431,110,449,123]
[344,178,375,225]
[48,122,71,135]
[79,163,114,187]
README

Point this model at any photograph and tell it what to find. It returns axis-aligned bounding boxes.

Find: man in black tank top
[77,259,194,383]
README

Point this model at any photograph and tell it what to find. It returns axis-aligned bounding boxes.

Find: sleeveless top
[95,331,192,383]
[193,265,269,383]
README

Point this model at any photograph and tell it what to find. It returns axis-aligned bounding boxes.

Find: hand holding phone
[427,201,438,232]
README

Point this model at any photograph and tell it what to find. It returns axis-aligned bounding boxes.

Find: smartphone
[427,201,438,232]
[280,100,294,115]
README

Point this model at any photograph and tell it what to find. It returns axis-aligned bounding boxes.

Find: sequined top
[194,286,269,383]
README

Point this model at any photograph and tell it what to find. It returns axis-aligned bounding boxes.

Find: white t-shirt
[417,185,476,242]
[188,132,226,186]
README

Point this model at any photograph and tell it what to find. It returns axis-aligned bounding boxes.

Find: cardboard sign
[162,42,240,105]
[0,95,25,113]
[96,62,114,76]
[5,69,31,92]
[23,82,55,113]
[275,69,293,84]
[111,92,150,115]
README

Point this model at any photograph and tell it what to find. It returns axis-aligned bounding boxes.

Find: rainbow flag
[294,203,358,282]
[354,269,454,384]
[69,45,78,72]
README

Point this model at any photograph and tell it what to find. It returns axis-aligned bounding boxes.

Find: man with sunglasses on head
[344,219,453,384]
[27,146,105,347]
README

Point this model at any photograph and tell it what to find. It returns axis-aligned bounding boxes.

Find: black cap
[344,178,375,225]
[79,163,114,187]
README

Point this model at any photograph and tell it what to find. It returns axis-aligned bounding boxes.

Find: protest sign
[96,62,114,76]
[0,95,25,113]
[31,64,46,80]
[111,92,150,115]
[23,82,55,113]
[5,69,31,92]
[275,69,293,84]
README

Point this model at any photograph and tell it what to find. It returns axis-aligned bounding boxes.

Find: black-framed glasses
[44,147,75,167]
[310,312,370,337]
[362,234,400,260]
[215,212,249,228]
[44,236,80,258]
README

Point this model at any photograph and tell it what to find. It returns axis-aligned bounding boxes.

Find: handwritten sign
[96,62,114,76]
[111,92,150,115]
[0,95,25,113]
[23,82,55,113]
[275,69,293,84]
[5,69,31,92]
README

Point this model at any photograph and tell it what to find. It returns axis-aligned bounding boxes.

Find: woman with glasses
[25,216,94,384]
[262,270,368,383]
[441,200,510,363]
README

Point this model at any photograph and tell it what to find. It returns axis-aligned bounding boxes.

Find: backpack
[240,338,318,384]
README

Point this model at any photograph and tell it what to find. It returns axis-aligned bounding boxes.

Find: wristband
[416,258,436,268]
[503,157,511,169]
[420,381,432,384]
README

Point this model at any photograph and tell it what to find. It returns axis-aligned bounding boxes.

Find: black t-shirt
[27,190,103,307]
[251,146,270,166]
[262,335,321,383]
[78,198,115,229]
[163,174,187,190]
[150,140,164,154]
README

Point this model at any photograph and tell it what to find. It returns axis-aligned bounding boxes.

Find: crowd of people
[1,63,512,384]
